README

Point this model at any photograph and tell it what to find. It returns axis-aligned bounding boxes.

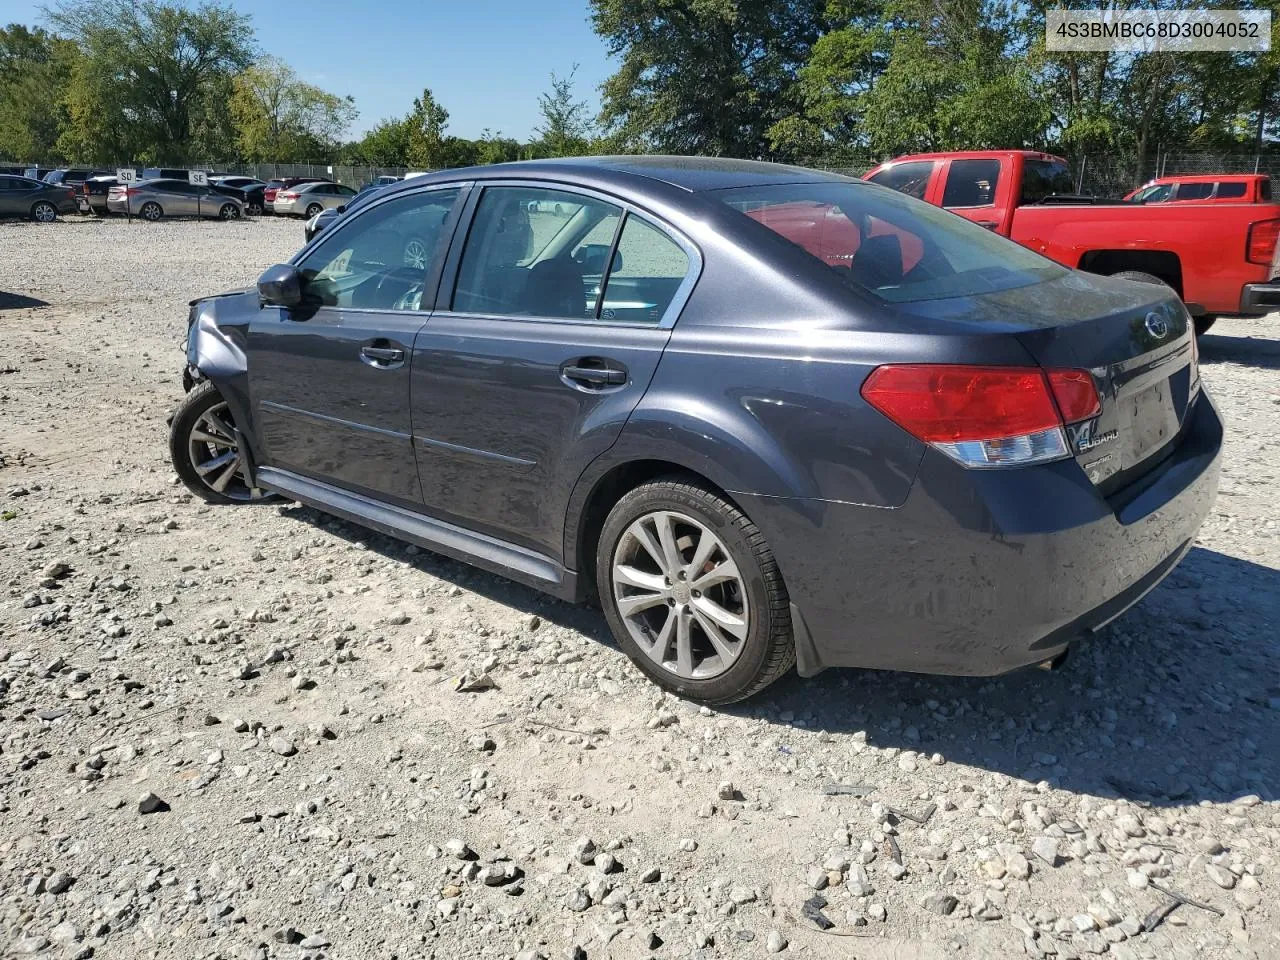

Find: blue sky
[0,0,617,140]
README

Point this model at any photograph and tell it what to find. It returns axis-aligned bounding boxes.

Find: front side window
[453,186,623,319]
[719,181,1064,303]
[296,187,460,312]
[1130,184,1172,203]
[866,161,935,200]
[942,159,1001,207]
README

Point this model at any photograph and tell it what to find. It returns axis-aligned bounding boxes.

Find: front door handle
[361,345,405,365]
[562,363,626,386]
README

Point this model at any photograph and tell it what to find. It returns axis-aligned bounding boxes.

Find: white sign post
[117,168,138,220]
[189,170,208,217]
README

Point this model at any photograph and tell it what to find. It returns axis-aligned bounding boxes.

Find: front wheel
[1194,315,1217,336]
[31,201,57,223]
[596,478,794,704]
[169,381,274,505]
[219,203,240,220]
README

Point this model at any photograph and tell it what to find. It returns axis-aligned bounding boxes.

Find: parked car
[207,181,266,216]
[303,183,388,242]
[106,179,245,220]
[44,168,108,187]
[170,157,1222,704]
[0,174,78,221]
[211,175,266,191]
[263,177,327,212]
[78,175,118,214]
[1125,174,1271,204]
[272,180,358,218]
[865,150,1280,335]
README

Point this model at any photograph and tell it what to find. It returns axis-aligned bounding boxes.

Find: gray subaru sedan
[169,156,1221,704]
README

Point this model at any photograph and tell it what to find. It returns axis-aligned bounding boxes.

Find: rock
[1031,837,1059,867]
[268,735,296,756]
[887,861,908,880]
[868,903,887,921]
[45,871,75,894]
[718,780,738,800]
[766,930,787,953]
[923,893,958,916]
[300,935,330,949]
[469,734,497,752]
[445,839,476,860]
[479,863,522,886]
[565,888,591,912]
[806,865,829,890]
[640,866,661,883]
[273,927,303,944]
[679,838,698,852]
[594,852,617,874]
[1206,863,1236,889]
[1006,853,1031,880]
[729,885,757,904]
[514,951,545,960]
[138,792,169,814]
[573,835,598,865]
[1197,836,1225,855]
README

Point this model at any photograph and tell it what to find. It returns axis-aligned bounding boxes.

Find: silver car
[105,179,245,221]
[272,180,357,218]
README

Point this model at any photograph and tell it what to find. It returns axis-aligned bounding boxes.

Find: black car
[44,168,108,187]
[0,174,79,221]
[169,157,1222,704]
[210,181,266,216]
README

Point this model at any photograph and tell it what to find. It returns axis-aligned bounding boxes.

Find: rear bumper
[741,391,1223,677]
[1239,283,1280,314]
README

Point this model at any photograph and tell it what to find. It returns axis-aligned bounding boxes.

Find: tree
[535,64,594,156]
[405,87,450,168]
[590,0,828,157]
[0,24,77,160]
[231,57,356,161]
[342,115,413,165]
[46,0,253,162]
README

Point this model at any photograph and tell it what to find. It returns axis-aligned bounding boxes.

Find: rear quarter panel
[1009,202,1279,312]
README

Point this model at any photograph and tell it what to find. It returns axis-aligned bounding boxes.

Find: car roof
[1143,173,1265,185]
[374,155,857,202]
[880,150,1067,165]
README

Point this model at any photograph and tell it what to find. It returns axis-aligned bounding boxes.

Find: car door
[0,176,21,216]
[410,181,698,558]
[939,157,1005,229]
[246,183,466,509]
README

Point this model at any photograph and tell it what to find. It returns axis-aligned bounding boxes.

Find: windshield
[716,181,1064,303]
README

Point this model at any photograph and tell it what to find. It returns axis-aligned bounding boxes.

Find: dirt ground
[1,215,1278,960]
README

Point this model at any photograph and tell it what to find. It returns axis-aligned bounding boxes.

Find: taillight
[278,191,299,200]
[1246,217,1280,265]
[860,364,1101,468]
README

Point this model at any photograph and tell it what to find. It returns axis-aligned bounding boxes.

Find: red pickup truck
[864,150,1280,334]
[1126,173,1271,204]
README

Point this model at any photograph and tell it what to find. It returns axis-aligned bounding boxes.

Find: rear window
[718,181,1064,303]
[1215,181,1247,199]
[866,161,935,199]
[1020,159,1075,203]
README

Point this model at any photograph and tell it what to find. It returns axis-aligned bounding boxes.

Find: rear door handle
[361,345,405,365]
[562,364,626,386]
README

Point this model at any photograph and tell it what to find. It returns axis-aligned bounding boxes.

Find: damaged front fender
[186,300,248,379]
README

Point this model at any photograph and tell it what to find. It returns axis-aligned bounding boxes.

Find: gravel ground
[1,215,1278,960]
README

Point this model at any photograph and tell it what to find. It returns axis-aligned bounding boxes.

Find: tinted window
[1020,159,1075,203]
[1215,181,1247,199]
[452,186,623,319]
[598,215,690,324]
[296,187,460,312]
[0,176,21,190]
[1262,179,1272,201]
[720,182,1063,303]
[337,185,357,197]
[942,159,1001,207]
[1130,184,1172,203]
[867,161,934,200]
[1175,182,1213,201]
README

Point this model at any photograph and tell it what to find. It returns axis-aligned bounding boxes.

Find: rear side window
[1215,182,1247,199]
[1020,159,1075,203]
[866,161,934,199]
[1262,179,1272,201]
[942,159,1001,207]
[720,181,1063,303]
[453,186,622,319]
[1175,182,1213,201]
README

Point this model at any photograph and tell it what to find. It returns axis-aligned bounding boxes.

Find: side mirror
[257,263,301,307]
[335,204,346,214]
[573,243,614,274]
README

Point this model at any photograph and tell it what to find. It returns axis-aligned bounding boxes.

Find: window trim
[287,180,473,316]
[433,179,703,330]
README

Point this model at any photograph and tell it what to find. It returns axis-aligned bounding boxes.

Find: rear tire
[1108,269,1170,289]
[595,477,794,704]
[306,203,323,218]
[1193,315,1217,336]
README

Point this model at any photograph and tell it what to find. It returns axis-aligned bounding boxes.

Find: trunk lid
[898,270,1199,495]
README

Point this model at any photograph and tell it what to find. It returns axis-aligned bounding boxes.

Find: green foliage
[231,57,357,161]
[405,87,450,168]
[535,64,594,156]
[46,0,253,163]
[0,24,76,161]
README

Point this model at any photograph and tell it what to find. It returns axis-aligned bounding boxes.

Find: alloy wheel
[611,510,749,680]
[186,401,266,502]
[141,202,161,221]
[32,202,56,223]
[403,237,428,269]
[220,204,240,220]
